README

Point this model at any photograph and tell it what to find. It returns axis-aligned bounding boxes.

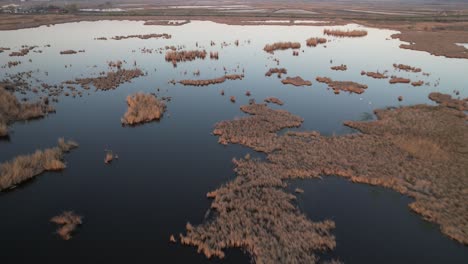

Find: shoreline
[1,13,467,59]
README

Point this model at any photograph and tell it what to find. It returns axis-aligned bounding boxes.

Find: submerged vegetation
[121,93,166,125]
[0,138,78,191]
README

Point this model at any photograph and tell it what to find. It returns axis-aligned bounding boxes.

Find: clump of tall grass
[324,29,368,37]
[50,211,83,240]
[0,138,78,191]
[121,93,166,125]
[263,42,301,53]
[0,86,54,137]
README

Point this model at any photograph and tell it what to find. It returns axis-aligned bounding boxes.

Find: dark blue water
[0,21,467,263]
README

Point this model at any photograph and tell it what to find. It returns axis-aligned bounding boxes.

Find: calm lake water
[0,20,467,263]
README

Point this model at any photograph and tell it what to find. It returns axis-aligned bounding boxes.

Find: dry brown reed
[428,92,468,111]
[60,50,77,55]
[316,77,368,94]
[324,29,368,37]
[281,76,312,86]
[265,68,287,78]
[121,93,166,125]
[179,75,243,86]
[389,77,411,84]
[165,50,207,67]
[306,37,327,47]
[264,97,284,105]
[0,85,54,137]
[50,211,82,240]
[112,33,171,40]
[263,42,301,53]
[331,64,347,71]
[0,138,78,191]
[361,71,388,79]
[393,63,422,73]
[73,69,144,91]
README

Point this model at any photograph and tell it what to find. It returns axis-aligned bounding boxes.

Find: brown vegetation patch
[264,97,284,106]
[306,37,327,47]
[179,75,243,86]
[50,211,82,240]
[144,20,190,26]
[181,96,468,262]
[263,42,301,54]
[411,80,424,87]
[429,92,468,111]
[60,50,77,55]
[361,71,388,79]
[7,61,21,68]
[324,29,368,37]
[121,93,166,126]
[393,63,422,73]
[111,33,171,40]
[9,47,34,57]
[265,68,287,78]
[281,76,312,86]
[0,138,78,191]
[389,77,411,84]
[210,51,219,60]
[73,69,144,91]
[165,50,207,67]
[0,86,54,137]
[181,104,338,262]
[331,64,347,71]
[316,77,368,94]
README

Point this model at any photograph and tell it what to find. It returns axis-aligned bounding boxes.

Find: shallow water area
[0,20,467,263]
